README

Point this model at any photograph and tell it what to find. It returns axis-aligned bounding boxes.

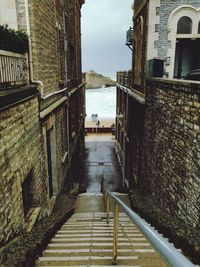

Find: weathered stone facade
[142,79,200,227]
[0,96,48,245]
[132,0,200,82]
[116,0,200,255]
[158,0,200,58]
[29,0,61,95]
[0,0,85,248]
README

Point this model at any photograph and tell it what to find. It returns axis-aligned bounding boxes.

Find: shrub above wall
[0,25,28,54]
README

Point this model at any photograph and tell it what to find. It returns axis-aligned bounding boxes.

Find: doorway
[174,39,200,79]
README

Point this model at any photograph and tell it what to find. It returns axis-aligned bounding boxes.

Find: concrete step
[36,212,168,267]
[47,242,151,249]
[36,255,168,266]
[54,233,144,238]
[43,248,156,257]
[51,237,147,243]
[57,229,141,233]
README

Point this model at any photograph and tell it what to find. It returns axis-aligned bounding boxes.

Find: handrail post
[113,203,119,265]
[106,193,110,224]
[101,176,106,210]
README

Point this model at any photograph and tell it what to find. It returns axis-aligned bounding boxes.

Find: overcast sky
[81,0,133,80]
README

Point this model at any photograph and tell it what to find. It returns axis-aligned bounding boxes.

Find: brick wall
[29,0,60,95]
[55,105,68,189]
[0,97,48,245]
[141,78,200,227]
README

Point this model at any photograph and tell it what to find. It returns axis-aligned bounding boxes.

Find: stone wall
[141,78,200,228]
[29,0,60,95]
[55,105,68,189]
[0,96,48,245]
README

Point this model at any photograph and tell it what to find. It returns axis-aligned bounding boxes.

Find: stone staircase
[36,211,168,267]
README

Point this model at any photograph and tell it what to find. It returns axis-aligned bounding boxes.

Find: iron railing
[0,50,29,89]
[102,184,195,266]
[126,27,133,48]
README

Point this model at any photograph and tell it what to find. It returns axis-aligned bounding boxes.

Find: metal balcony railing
[101,177,195,267]
[126,27,133,45]
[126,27,133,50]
[0,50,29,89]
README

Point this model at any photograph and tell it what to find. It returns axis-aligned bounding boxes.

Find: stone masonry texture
[0,97,48,246]
[0,0,85,254]
[141,79,200,228]
[158,0,200,59]
[29,0,60,95]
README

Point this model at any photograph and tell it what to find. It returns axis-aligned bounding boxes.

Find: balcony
[0,49,29,90]
[126,27,133,50]
[0,50,38,110]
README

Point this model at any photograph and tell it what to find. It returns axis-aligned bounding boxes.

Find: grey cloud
[82,0,133,78]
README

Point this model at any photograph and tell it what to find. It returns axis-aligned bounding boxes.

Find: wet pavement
[80,133,123,193]
[76,133,130,213]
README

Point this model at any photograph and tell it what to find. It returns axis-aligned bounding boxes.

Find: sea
[86,86,116,118]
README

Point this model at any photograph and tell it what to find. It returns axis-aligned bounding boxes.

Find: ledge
[0,85,38,111]
[40,96,68,119]
[149,78,200,91]
[117,83,145,105]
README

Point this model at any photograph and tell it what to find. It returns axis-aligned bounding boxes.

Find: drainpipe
[24,0,44,96]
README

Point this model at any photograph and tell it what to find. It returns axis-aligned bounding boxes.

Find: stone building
[132,0,200,85]
[0,0,85,246]
[116,0,200,236]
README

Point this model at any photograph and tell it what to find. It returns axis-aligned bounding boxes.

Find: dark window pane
[22,171,33,216]
[198,22,200,33]
[177,16,192,34]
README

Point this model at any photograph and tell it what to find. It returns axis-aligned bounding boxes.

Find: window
[198,22,200,33]
[22,171,34,217]
[177,16,192,34]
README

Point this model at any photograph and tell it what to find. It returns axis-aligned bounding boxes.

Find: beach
[85,87,116,130]
[85,116,115,128]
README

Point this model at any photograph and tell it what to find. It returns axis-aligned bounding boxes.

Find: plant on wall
[0,25,28,54]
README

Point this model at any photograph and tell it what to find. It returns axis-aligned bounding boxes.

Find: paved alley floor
[80,133,122,193]
[76,133,130,213]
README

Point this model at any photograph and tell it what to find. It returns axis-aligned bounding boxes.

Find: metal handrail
[104,191,195,267]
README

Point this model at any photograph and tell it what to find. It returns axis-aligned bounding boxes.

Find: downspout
[24,0,44,96]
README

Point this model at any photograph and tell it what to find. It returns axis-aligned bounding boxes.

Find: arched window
[198,21,200,33]
[177,16,192,34]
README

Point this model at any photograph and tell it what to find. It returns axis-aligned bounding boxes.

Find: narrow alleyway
[80,133,122,193]
[36,133,191,267]
[36,135,169,266]
[75,133,126,213]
